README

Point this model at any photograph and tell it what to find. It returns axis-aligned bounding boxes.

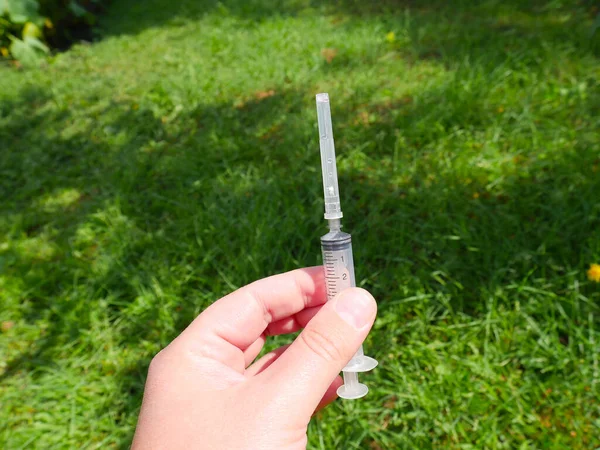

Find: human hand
[131,266,377,450]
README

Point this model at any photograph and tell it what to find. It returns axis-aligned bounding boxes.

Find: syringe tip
[316,93,329,103]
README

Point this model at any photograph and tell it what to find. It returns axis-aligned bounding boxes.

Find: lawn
[1,0,599,448]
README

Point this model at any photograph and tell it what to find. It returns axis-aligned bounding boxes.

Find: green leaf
[69,1,88,18]
[25,35,46,51]
[2,0,42,25]
[9,35,48,66]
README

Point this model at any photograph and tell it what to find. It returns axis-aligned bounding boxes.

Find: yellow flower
[23,22,42,39]
[385,32,395,43]
[587,264,600,282]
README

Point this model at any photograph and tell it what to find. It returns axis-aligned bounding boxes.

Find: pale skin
[132,266,377,450]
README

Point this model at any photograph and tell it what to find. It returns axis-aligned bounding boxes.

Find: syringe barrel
[321,231,355,302]
[321,235,375,374]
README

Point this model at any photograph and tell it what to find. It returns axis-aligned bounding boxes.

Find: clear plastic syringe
[316,93,378,400]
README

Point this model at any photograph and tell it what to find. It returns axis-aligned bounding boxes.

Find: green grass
[1,0,600,448]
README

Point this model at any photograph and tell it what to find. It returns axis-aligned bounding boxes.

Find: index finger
[173,267,327,370]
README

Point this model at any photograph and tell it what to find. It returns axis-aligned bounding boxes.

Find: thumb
[263,288,377,417]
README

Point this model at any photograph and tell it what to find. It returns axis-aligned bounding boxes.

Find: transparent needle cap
[316,93,343,220]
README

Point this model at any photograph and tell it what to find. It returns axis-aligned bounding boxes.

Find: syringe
[316,93,378,400]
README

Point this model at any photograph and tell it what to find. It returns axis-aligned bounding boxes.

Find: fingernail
[334,289,375,329]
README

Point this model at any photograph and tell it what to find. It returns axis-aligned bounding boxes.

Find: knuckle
[148,349,168,373]
[300,326,345,363]
[245,287,273,324]
[292,273,310,308]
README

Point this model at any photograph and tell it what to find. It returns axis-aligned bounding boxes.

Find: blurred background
[1,0,599,448]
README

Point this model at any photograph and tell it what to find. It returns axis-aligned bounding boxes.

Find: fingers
[243,334,267,366]
[262,288,377,418]
[245,345,290,376]
[246,345,342,412]
[169,267,327,373]
[265,306,322,336]
[315,376,343,412]
[244,306,323,366]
